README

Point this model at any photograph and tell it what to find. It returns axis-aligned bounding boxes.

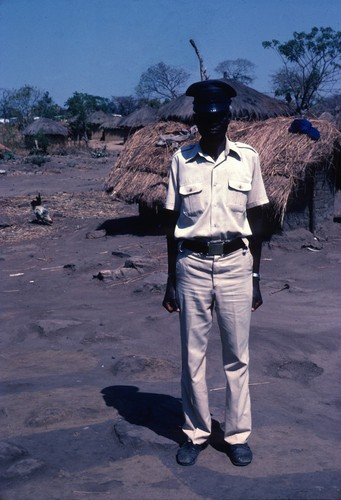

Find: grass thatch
[23,118,68,137]
[158,79,294,123]
[106,117,341,223]
[100,116,122,130]
[229,117,341,221]
[105,121,199,206]
[118,106,158,129]
[87,111,111,125]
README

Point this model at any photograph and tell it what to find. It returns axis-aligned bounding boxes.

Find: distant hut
[87,111,112,140]
[23,118,68,149]
[106,117,341,233]
[118,106,158,141]
[99,115,123,142]
[158,79,293,123]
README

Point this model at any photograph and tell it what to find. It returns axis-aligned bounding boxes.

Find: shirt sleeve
[246,152,269,209]
[165,155,181,211]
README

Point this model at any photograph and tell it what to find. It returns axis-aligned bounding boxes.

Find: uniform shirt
[165,138,269,241]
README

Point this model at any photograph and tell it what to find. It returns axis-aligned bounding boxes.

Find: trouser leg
[214,248,253,445]
[176,251,214,445]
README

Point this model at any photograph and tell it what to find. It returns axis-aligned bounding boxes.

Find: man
[162,80,269,467]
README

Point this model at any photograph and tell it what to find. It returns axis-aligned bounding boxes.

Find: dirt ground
[0,146,340,500]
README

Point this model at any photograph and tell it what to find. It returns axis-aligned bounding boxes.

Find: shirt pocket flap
[228,179,252,192]
[179,183,203,196]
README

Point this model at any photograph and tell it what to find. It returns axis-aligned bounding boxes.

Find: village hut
[23,117,68,149]
[106,117,341,233]
[105,121,198,215]
[158,79,294,123]
[99,115,123,142]
[229,117,341,232]
[86,111,113,140]
[117,106,158,141]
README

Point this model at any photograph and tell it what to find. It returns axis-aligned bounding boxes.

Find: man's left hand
[252,279,263,311]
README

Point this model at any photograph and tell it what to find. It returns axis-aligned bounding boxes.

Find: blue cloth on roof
[288,118,320,141]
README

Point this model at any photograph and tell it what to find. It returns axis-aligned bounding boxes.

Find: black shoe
[226,443,253,466]
[176,440,208,466]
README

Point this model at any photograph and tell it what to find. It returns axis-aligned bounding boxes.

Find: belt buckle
[207,241,224,256]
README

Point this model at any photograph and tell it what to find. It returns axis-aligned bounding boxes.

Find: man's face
[194,111,230,141]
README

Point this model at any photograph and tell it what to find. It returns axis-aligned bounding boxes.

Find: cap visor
[193,102,230,113]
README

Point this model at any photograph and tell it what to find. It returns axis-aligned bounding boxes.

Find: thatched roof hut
[23,118,68,137]
[23,118,69,148]
[158,79,294,123]
[99,115,123,142]
[118,106,158,130]
[106,117,341,232]
[105,121,197,207]
[229,118,341,230]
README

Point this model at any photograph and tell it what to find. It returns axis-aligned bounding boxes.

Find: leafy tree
[263,26,341,112]
[65,92,112,141]
[0,85,62,127]
[0,85,45,128]
[215,58,256,85]
[65,92,111,117]
[135,62,190,100]
[32,91,63,119]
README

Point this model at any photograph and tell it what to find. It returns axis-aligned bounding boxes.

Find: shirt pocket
[179,183,203,217]
[228,179,251,212]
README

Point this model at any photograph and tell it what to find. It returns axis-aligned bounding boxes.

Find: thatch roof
[158,79,294,123]
[118,106,158,129]
[105,121,198,205]
[87,110,111,125]
[229,118,341,222]
[100,115,122,130]
[23,118,68,136]
[106,117,341,225]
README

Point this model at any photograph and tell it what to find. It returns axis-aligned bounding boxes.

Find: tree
[65,92,112,141]
[263,26,341,112]
[0,85,62,127]
[110,96,138,116]
[135,62,190,100]
[32,91,63,119]
[215,58,256,85]
[65,92,111,117]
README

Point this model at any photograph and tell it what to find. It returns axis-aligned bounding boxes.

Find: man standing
[162,80,269,467]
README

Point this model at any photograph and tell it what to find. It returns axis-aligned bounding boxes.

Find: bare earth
[0,148,340,500]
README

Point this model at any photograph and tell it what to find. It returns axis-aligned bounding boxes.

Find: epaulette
[233,141,257,153]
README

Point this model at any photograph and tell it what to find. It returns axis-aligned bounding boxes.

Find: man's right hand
[162,276,180,313]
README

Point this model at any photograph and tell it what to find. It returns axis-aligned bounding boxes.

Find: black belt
[181,238,246,256]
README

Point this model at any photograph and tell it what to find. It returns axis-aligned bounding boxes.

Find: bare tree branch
[189,39,209,81]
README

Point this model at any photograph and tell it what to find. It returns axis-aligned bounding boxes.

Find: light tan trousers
[176,247,253,445]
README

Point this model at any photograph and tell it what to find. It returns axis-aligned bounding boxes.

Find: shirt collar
[184,137,241,163]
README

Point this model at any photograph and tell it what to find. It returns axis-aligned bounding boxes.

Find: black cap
[186,79,237,113]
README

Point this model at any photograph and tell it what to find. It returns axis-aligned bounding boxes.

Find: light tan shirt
[165,138,269,241]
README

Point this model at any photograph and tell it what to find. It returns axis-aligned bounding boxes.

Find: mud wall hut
[105,118,341,233]
[99,115,122,142]
[23,117,68,149]
[87,111,112,140]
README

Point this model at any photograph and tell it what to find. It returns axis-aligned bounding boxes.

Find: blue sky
[1,0,340,105]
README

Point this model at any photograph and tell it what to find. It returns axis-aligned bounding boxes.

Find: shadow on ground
[98,216,163,237]
[101,385,184,444]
